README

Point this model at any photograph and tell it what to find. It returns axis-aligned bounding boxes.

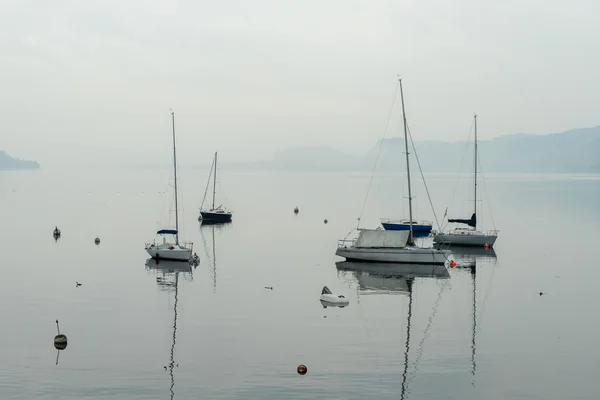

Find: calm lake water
[1,167,599,399]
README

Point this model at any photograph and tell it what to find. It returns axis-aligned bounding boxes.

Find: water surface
[0,168,598,399]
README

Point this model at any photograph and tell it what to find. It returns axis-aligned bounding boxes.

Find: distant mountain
[0,151,40,170]
[245,125,600,173]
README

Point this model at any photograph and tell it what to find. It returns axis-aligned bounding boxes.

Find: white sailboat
[434,114,498,247]
[145,111,194,262]
[335,78,450,265]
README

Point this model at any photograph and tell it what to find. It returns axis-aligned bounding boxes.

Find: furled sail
[448,213,476,228]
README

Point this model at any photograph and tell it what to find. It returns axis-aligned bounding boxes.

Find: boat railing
[380,218,434,225]
[337,238,356,248]
[486,230,500,236]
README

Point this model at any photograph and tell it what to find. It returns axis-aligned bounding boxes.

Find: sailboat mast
[171,111,180,245]
[473,114,478,228]
[212,152,217,210]
[399,78,414,245]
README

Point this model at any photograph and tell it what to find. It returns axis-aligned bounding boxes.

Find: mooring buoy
[95,237,100,245]
[54,320,67,349]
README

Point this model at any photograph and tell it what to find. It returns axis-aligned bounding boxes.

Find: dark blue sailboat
[380,218,433,237]
[199,152,232,224]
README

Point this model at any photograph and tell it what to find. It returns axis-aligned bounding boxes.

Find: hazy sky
[2,0,599,165]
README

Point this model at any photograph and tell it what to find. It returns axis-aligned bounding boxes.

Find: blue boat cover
[157,229,177,235]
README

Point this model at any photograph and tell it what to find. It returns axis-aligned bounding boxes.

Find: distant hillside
[0,151,40,170]
[246,125,600,173]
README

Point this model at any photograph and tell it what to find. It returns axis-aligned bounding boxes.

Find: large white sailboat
[335,79,450,265]
[145,111,194,262]
[434,114,498,248]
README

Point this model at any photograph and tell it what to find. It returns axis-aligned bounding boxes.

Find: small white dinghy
[320,286,349,308]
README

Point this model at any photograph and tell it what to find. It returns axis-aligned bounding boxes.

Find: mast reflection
[199,222,227,292]
[145,258,193,399]
[445,247,498,386]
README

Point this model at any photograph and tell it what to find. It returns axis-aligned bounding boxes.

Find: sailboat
[335,79,451,265]
[198,152,232,224]
[145,111,194,262]
[434,114,499,247]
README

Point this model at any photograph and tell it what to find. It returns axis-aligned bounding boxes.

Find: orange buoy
[449,260,457,268]
[297,364,307,375]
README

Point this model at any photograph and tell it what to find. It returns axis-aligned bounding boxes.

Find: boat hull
[335,246,450,265]
[320,294,349,306]
[199,211,232,223]
[433,233,497,247]
[145,244,192,261]
[381,222,432,236]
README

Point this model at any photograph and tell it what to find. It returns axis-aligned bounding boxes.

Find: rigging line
[199,227,212,265]
[476,260,497,335]
[357,82,400,228]
[444,120,475,231]
[477,156,497,230]
[353,279,385,393]
[200,156,215,210]
[407,278,450,388]
[406,123,442,232]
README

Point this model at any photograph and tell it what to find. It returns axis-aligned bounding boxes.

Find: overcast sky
[1,0,599,165]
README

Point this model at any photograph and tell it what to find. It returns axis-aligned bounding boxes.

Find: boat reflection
[438,245,497,268]
[336,261,449,295]
[320,299,348,308]
[336,261,449,399]
[145,258,193,399]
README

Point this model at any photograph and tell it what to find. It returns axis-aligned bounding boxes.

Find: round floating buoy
[297,364,307,375]
[324,219,328,224]
[54,320,67,349]
[449,260,457,268]
[294,207,299,214]
[95,237,100,245]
